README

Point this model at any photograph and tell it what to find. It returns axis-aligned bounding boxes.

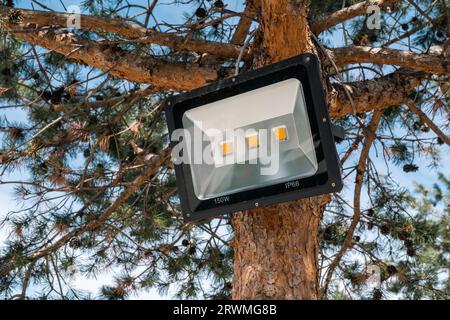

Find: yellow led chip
[246,134,259,149]
[273,126,288,141]
[221,141,233,156]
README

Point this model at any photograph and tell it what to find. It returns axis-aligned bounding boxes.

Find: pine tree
[0,0,449,299]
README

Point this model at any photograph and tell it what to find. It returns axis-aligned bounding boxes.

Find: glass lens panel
[182,78,318,200]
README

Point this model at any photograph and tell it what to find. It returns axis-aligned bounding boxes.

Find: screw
[255,202,259,207]
[232,78,236,82]
[305,56,311,62]
[186,213,191,217]
[168,101,171,106]
[322,118,327,123]
[331,182,336,188]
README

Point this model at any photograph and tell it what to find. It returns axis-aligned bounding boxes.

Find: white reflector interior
[182,78,318,200]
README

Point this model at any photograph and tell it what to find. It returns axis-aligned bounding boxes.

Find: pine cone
[403,164,419,173]
[195,7,207,19]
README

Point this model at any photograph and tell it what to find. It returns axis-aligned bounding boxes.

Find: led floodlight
[166,53,343,221]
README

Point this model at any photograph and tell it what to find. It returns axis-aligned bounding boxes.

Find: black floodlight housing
[165,53,343,221]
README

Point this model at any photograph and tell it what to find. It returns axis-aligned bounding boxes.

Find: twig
[16,116,63,151]
[320,110,383,298]
[404,100,450,146]
[406,0,437,29]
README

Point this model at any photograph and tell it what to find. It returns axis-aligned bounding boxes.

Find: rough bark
[256,0,313,63]
[330,46,450,77]
[231,0,326,300]
[230,1,257,46]
[0,2,434,300]
[232,197,329,299]
[3,24,218,91]
[330,69,425,118]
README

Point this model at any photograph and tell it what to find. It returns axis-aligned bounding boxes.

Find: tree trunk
[232,197,329,299]
[231,0,329,300]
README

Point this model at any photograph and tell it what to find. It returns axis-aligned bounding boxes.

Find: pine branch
[1,6,433,108]
[0,148,171,280]
[230,1,257,46]
[2,24,219,91]
[330,46,450,77]
[404,100,450,146]
[0,5,245,59]
[311,0,398,34]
